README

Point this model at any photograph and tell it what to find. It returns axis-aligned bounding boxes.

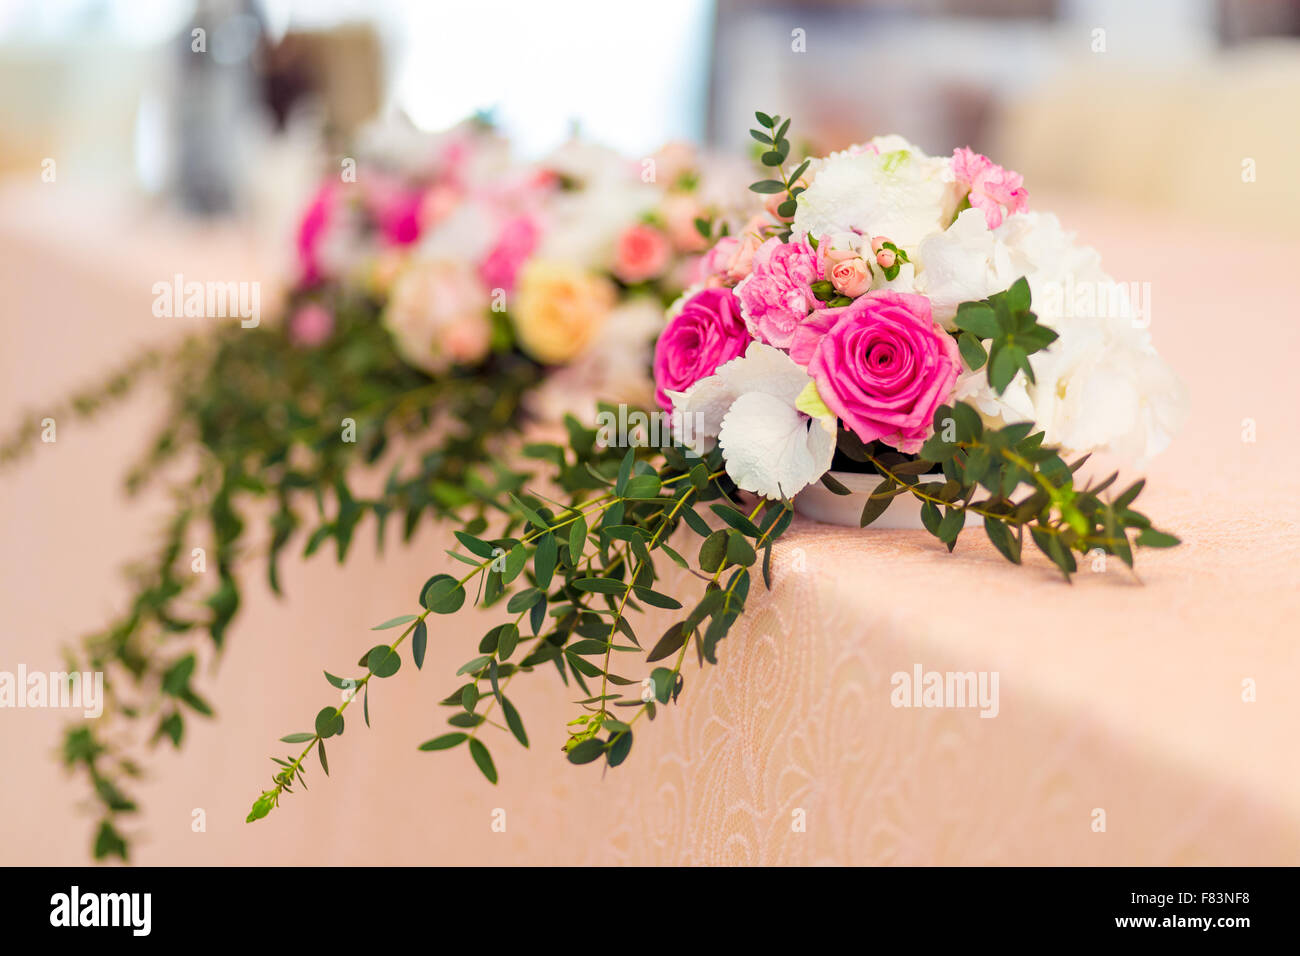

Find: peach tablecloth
[1,190,1297,865]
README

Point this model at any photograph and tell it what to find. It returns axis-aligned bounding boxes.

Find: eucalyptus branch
[1,346,168,469]
[748,112,810,226]
[849,400,1178,581]
[245,415,792,817]
[61,302,548,860]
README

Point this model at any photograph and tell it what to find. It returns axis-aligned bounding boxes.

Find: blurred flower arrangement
[0,114,750,860]
[246,114,1187,825]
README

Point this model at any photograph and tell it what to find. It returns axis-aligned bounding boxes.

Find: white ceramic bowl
[792,470,979,530]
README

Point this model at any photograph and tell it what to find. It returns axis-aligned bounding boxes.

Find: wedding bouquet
[247,114,1185,824]
[10,116,747,860]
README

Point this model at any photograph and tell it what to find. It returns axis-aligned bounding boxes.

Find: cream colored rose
[510,260,616,364]
[383,257,491,375]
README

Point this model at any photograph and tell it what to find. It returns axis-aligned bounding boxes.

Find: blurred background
[1,0,1299,235]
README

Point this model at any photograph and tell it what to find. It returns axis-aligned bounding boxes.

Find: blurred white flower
[418,196,501,263]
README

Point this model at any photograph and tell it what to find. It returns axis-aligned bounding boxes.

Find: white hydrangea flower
[994,211,1108,329]
[668,342,835,499]
[1026,323,1186,467]
[792,136,961,252]
[872,261,916,294]
[914,207,1014,328]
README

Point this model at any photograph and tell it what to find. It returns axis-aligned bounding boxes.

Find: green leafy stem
[748,111,809,225]
[248,428,794,821]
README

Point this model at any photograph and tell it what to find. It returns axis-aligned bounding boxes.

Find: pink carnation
[952,147,1028,229]
[479,215,539,292]
[653,288,750,410]
[734,237,820,349]
[791,292,960,454]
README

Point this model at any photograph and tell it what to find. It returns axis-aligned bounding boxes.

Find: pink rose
[288,302,334,347]
[698,217,772,287]
[791,292,960,453]
[734,236,820,348]
[829,257,872,297]
[479,215,539,293]
[952,147,1028,229]
[613,223,672,283]
[653,288,750,410]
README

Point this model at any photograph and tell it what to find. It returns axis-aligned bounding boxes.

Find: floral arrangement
[4,116,747,860]
[246,114,1185,824]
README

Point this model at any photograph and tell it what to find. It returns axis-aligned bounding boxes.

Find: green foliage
[875,240,910,281]
[858,399,1176,579]
[953,277,1058,394]
[248,416,796,822]
[748,111,808,232]
[52,289,547,860]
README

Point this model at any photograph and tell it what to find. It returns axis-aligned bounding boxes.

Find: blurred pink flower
[699,218,768,287]
[613,223,672,284]
[479,215,539,293]
[295,181,338,286]
[662,194,709,253]
[419,184,462,228]
[288,303,334,347]
[365,176,424,246]
[385,259,492,374]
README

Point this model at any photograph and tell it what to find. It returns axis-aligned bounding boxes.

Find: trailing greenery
[34,287,544,861]
[248,418,792,818]
[0,348,165,468]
